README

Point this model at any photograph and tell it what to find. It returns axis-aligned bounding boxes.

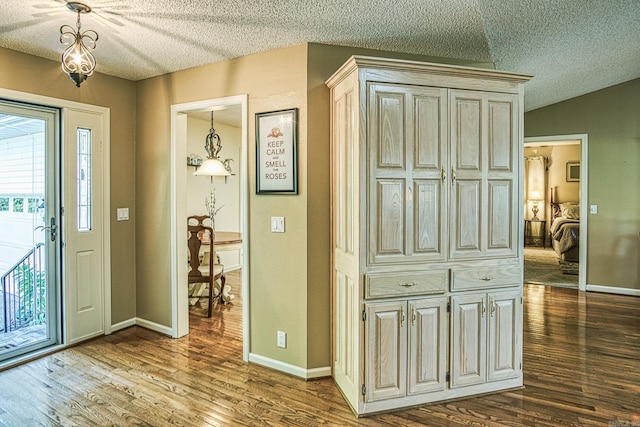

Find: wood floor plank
[0,276,638,426]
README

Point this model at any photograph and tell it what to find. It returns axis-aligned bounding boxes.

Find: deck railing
[1,243,46,333]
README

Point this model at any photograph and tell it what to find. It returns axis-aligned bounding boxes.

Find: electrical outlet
[590,204,598,214]
[277,330,286,348]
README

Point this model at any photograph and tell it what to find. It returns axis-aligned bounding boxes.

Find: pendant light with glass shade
[194,111,231,176]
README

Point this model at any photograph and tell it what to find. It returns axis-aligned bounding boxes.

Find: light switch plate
[589,205,598,214]
[271,216,285,232]
[117,207,129,221]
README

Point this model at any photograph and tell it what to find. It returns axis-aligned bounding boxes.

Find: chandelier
[194,112,231,176]
[60,2,98,87]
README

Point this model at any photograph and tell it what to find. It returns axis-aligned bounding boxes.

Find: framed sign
[566,161,580,182]
[255,108,298,194]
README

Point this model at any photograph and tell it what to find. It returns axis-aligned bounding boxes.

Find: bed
[549,197,580,271]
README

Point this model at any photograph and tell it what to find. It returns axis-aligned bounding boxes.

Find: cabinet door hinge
[447,302,451,313]
[361,384,366,396]
[446,371,450,382]
[362,310,366,322]
[521,297,523,304]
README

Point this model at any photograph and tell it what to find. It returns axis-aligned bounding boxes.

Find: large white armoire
[326,56,532,416]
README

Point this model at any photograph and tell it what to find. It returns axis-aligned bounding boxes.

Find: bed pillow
[560,202,580,219]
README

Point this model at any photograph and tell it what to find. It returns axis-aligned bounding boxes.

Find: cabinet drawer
[366,271,447,298]
[451,264,521,291]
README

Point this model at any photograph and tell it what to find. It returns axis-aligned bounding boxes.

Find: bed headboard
[550,188,562,219]
[550,188,581,220]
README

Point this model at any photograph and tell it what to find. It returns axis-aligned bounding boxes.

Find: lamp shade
[529,190,542,201]
[193,157,230,176]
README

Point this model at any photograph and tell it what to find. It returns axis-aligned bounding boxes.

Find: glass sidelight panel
[77,127,92,232]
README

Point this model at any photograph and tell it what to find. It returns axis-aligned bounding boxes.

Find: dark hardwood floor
[0,273,638,426]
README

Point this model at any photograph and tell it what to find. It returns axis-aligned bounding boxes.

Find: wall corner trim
[111,318,137,333]
[249,353,331,379]
[134,317,174,336]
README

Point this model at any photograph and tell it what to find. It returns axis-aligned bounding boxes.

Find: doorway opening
[524,135,588,291]
[170,95,249,361]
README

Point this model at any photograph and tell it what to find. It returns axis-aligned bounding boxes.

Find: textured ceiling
[0,0,639,111]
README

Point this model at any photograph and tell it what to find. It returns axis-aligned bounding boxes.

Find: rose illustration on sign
[267,127,283,138]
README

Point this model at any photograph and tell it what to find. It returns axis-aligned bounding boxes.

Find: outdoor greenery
[12,197,23,213]
[0,197,8,211]
[6,262,46,328]
[27,197,38,213]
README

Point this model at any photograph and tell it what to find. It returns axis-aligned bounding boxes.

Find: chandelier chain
[205,111,223,159]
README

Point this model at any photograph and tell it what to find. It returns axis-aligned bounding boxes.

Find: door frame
[524,134,588,291]
[169,95,249,361]
[0,88,112,361]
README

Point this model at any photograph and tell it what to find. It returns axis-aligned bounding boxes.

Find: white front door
[64,109,106,344]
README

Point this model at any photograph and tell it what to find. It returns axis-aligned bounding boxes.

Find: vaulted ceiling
[1,0,639,112]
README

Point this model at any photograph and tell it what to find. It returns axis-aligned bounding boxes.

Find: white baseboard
[587,284,640,296]
[111,318,136,333]
[306,366,332,379]
[111,317,173,336]
[133,317,173,336]
[248,353,331,379]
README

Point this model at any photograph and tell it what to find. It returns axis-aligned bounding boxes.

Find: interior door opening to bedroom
[523,135,588,292]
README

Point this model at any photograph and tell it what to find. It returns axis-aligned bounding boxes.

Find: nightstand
[524,219,546,248]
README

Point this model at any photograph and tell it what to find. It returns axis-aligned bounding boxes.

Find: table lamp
[529,190,542,220]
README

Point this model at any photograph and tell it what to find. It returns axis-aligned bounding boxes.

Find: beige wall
[525,78,640,290]
[136,44,311,367]
[0,47,137,325]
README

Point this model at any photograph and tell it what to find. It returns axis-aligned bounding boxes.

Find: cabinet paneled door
[450,290,522,388]
[365,297,448,402]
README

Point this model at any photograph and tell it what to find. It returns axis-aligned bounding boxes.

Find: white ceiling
[1,0,639,112]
